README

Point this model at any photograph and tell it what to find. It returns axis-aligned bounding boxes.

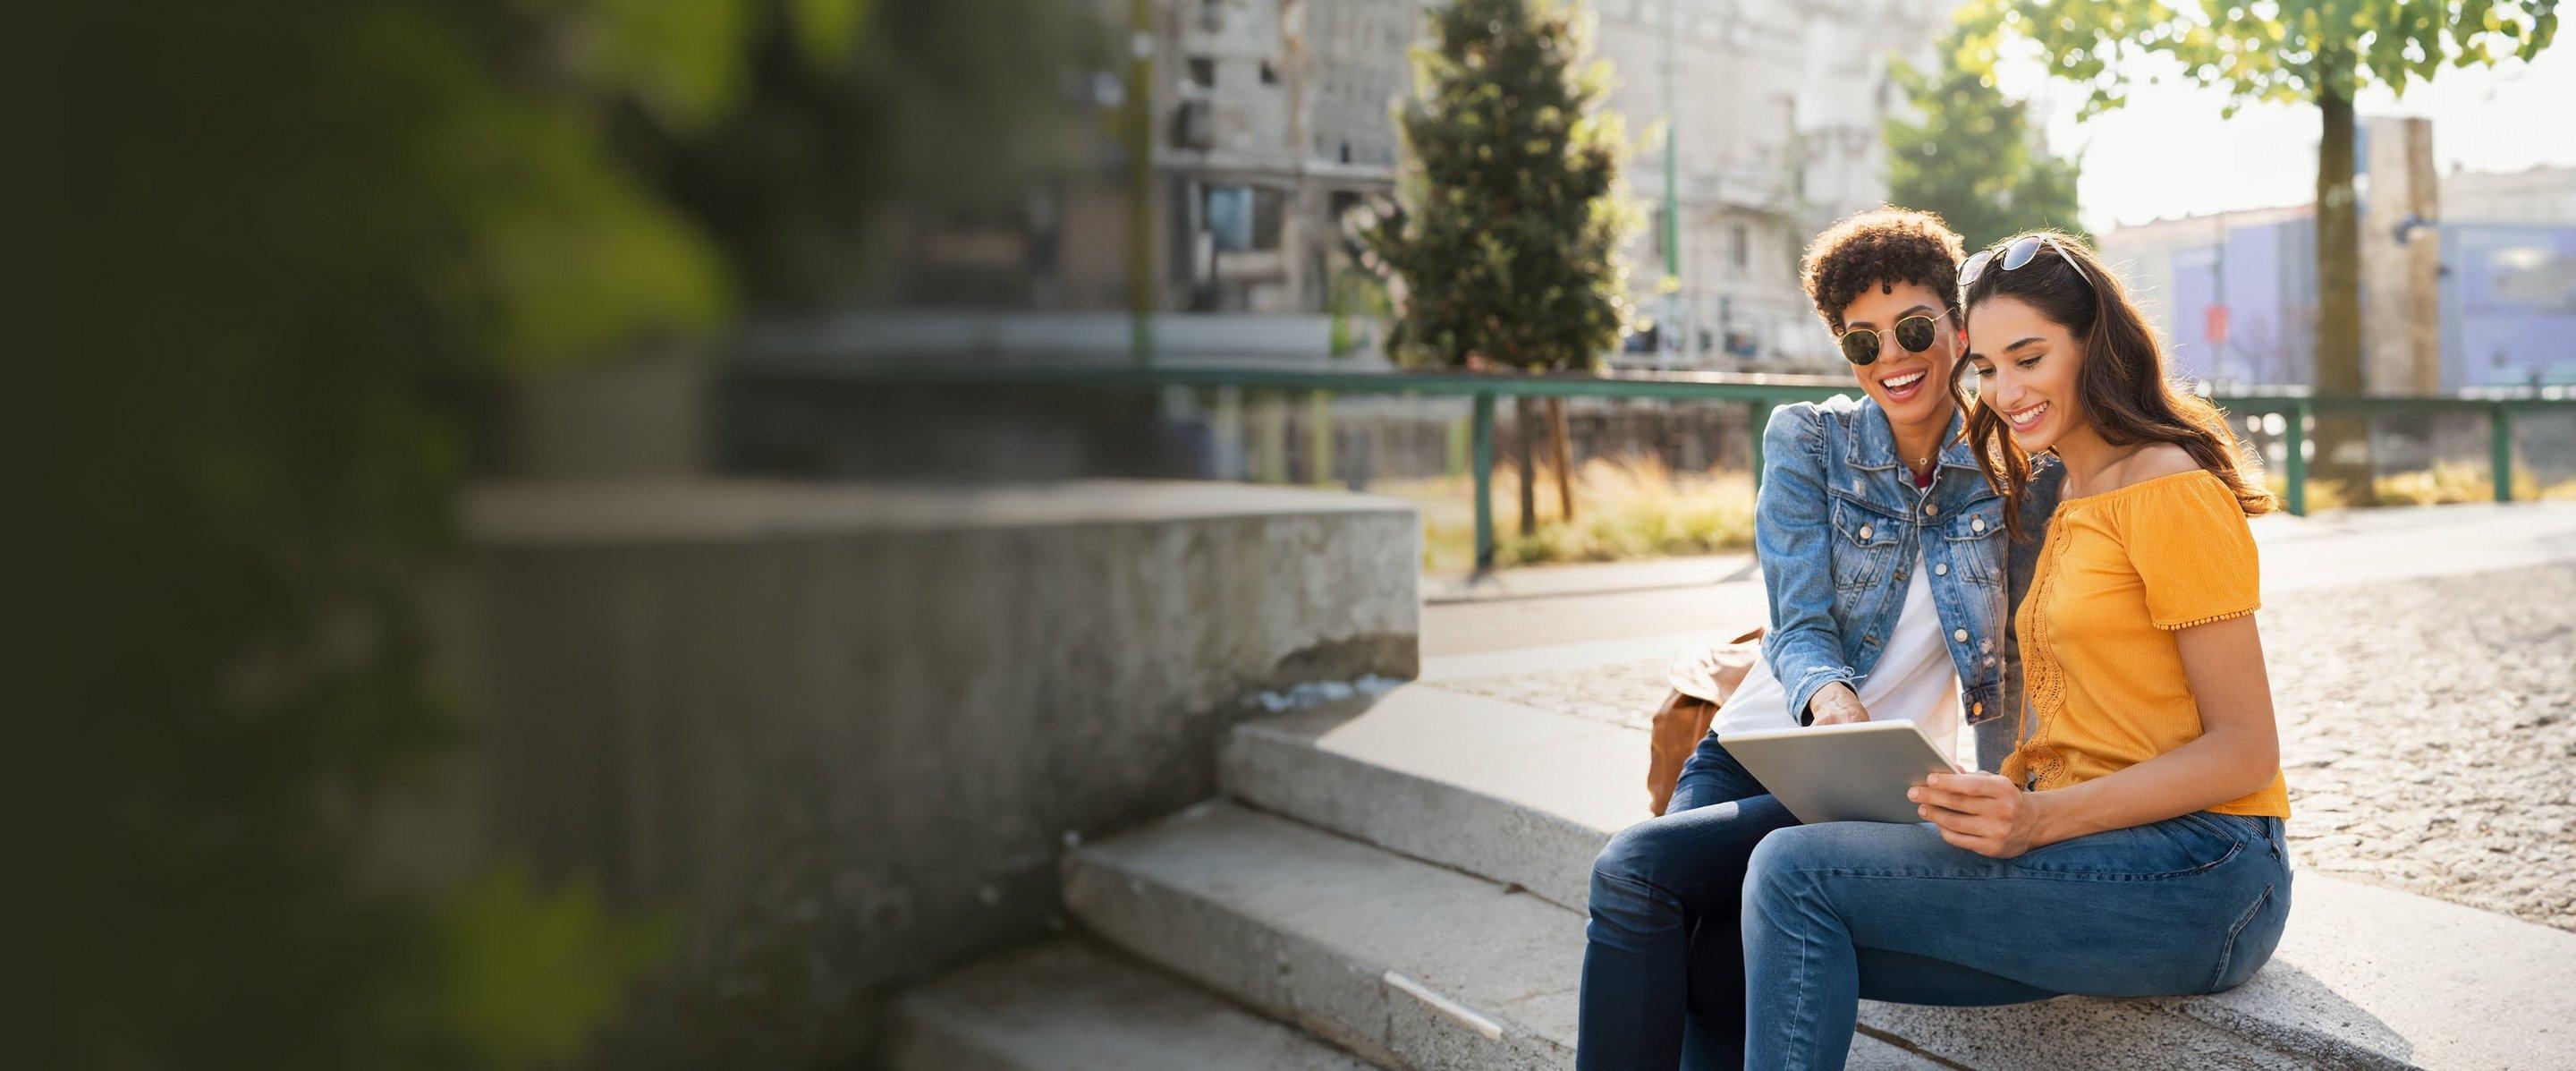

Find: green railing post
[2491,403,2514,504]
[1308,389,1333,485]
[2284,402,2309,517]
[1747,396,1770,495]
[1471,391,1496,572]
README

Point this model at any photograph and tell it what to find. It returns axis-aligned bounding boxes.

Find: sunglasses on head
[1958,233,2092,293]
[1836,312,1941,366]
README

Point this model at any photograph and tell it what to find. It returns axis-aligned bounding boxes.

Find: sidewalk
[1422,498,2576,666]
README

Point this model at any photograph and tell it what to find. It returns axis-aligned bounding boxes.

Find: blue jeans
[1739,811,2292,1069]
[1580,730,2292,1070]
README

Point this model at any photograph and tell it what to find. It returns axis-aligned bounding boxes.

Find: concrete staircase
[893,682,2576,1069]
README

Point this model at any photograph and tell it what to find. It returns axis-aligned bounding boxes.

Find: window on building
[1259,60,1279,85]
[1203,184,1286,252]
[1186,56,1216,90]
[1730,224,1750,273]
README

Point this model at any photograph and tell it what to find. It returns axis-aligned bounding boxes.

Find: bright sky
[1990,41,2576,234]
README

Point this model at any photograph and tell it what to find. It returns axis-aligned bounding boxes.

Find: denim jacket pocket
[1827,497,1901,591]
[1942,506,2009,585]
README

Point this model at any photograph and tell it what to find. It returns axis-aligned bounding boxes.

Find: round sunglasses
[1958,233,2092,292]
[1836,312,1940,366]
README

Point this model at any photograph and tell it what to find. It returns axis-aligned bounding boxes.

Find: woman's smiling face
[1836,280,1959,427]
[1964,294,2086,453]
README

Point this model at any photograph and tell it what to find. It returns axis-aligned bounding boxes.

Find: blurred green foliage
[22,0,1094,1067]
[1885,12,2088,255]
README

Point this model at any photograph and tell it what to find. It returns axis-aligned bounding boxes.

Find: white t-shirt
[1713,551,1964,769]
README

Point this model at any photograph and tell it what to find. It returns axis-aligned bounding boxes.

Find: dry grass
[1374,454,1756,574]
[1372,457,2575,575]
[2264,462,2576,510]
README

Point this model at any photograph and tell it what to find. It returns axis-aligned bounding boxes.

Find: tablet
[1716,720,1958,824]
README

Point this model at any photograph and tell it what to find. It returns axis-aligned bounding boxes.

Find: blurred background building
[2101,148,2576,393]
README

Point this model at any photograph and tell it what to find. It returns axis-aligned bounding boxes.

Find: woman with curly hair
[1578,208,2062,1068]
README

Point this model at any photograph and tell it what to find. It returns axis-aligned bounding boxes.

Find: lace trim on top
[2004,525,2072,789]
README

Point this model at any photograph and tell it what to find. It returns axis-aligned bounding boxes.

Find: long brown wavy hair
[1948,230,2276,540]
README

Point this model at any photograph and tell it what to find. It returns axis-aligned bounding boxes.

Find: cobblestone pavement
[1437,562,2576,931]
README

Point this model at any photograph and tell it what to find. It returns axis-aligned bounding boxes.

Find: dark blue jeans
[1580,731,1796,1070]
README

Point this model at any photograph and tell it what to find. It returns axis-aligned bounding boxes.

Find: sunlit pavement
[1420,498,2576,669]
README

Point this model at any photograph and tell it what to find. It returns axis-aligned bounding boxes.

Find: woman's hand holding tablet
[1908,770,2046,859]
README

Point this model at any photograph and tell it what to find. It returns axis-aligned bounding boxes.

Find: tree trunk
[1513,395,1538,536]
[1546,396,1576,523]
[2311,78,2374,502]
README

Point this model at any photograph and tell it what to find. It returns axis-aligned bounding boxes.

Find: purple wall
[2443,224,2576,389]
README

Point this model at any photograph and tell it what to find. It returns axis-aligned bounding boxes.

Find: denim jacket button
[1924,502,1939,516]
[1933,562,1948,576]
[1971,516,1987,532]
[1858,524,1873,540]
[1953,628,1970,642]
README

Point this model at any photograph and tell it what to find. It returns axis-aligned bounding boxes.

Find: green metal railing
[739,359,2571,570]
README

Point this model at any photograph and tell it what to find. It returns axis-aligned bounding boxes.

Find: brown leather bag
[1647,625,1766,816]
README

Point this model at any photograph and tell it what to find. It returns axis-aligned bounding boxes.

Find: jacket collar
[1841,395,1983,475]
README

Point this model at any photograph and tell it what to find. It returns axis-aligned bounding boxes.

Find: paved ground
[1420,501,2576,933]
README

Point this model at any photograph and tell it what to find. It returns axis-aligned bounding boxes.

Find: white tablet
[1716,720,1959,824]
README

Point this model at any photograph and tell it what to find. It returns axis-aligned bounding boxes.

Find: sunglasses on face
[1837,312,1940,366]
[1958,233,2093,292]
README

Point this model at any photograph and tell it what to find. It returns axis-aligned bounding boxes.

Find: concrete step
[885,938,1372,1071]
[1216,683,2576,1069]
[1221,683,1643,910]
[1062,799,1943,1070]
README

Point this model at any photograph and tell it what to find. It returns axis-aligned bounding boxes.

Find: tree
[1885,14,2088,254]
[1364,0,1640,541]
[1967,0,2562,495]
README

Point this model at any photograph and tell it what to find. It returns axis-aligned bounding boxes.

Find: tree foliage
[1364,0,1640,372]
[1885,14,2089,254]
[1963,0,2560,118]
[26,0,1086,1066]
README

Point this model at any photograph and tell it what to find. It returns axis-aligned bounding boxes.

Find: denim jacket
[1755,395,2063,730]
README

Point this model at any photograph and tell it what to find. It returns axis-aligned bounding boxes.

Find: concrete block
[436,479,1419,1062]
[886,939,1371,1070]
[1065,801,1580,1070]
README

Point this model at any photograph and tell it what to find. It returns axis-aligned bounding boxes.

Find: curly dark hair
[1799,207,1967,334]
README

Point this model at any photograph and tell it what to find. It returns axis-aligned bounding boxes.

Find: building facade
[1142,0,1950,368]
[1593,0,1948,370]
[2097,159,2576,391]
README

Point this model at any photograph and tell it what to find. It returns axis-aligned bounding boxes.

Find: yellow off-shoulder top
[2000,468,2291,819]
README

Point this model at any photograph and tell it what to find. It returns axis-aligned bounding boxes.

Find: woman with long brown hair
[1725,231,2293,1068]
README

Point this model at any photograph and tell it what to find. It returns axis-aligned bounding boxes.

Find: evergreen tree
[1885,15,2087,254]
[1364,0,1639,538]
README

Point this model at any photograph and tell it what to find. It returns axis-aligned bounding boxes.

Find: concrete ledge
[436,479,1419,1062]
[1222,684,2570,1068]
[1065,801,1580,1070]
[886,939,1372,1070]
[1222,684,1646,909]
